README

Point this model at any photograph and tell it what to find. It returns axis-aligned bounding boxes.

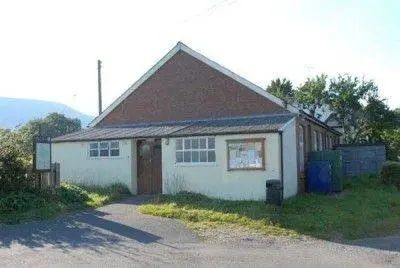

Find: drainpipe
[279,131,284,205]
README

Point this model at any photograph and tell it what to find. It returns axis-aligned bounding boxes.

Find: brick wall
[97,51,287,126]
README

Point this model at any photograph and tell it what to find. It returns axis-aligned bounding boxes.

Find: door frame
[136,139,162,194]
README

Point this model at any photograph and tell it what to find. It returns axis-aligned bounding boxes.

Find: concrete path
[0,196,399,267]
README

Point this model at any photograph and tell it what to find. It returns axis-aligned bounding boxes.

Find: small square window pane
[176,139,183,150]
[192,139,199,149]
[199,138,207,149]
[184,139,191,149]
[90,150,98,157]
[192,151,199,162]
[90,143,98,149]
[208,151,216,162]
[184,151,191,162]
[100,142,109,149]
[200,151,207,162]
[176,151,183,162]
[208,138,215,149]
[110,149,119,156]
[110,141,119,149]
[100,149,109,157]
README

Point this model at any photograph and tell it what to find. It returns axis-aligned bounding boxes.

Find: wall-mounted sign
[34,138,51,171]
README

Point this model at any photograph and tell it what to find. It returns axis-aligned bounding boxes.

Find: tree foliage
[266,78,294,105]
[295,74,328,117]
[265,73,398,159]
[327,75,378,143]
[383,129,400,161]
[356,97,396,142]
[0,113,81,193]
[0,129,32,192]
[18,113,81,156]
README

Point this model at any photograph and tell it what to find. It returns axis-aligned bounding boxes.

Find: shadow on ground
[0,204,161,251]
[346,235,400,252]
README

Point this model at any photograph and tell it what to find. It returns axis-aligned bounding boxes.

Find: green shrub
[379,161,400,188]
[59,183,90,204]
[0,144,33,193]
[0,191,46,212]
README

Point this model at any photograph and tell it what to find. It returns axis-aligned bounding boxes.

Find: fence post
[54,162,60,187]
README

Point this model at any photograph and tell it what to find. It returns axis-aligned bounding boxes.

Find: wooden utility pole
[97,59,102,115]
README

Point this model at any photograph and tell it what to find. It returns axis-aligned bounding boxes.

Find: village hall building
[52,42,340,200]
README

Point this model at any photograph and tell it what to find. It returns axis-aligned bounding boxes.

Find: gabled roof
[55,113,296,142]
[89,42,298,127]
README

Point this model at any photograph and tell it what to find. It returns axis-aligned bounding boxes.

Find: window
[298,126,305,172]
[175,137,215,163]
[89,141,120,157]
[227,139,265,170]
[89,142,99,157]
[100,142,109,156]
[313,130,318,151]
[110,141,120,156]
[318,132,323,151]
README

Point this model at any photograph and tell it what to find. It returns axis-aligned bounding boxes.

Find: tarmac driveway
[0,196,400,267]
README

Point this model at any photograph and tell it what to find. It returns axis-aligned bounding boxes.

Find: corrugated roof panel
[53,113,295,142]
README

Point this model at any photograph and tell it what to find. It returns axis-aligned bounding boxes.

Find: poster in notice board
[34,139,51,171]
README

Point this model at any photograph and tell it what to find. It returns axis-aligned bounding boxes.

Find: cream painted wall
[282,118,298,198]
[162,133,281,200]
[52,139,135,193]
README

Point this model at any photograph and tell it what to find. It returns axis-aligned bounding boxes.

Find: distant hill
[0,97,94,129]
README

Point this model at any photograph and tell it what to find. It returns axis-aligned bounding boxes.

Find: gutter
[52,129,284,143]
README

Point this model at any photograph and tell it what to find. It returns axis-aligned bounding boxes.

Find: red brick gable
[97,51,288,126]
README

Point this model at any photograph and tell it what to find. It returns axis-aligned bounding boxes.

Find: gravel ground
[0,196,399,267]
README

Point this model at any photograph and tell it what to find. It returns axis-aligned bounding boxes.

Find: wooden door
[137,139,162,194]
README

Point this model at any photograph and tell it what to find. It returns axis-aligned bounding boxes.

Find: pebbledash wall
[162,130,298,200]
[52,140,136,193]
[52,128,298,200]
[282,117,298,198]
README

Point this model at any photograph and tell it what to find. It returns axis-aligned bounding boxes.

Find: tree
[327,75,378,143]
[295,74,328,117]
[383,129,400,161]
[266,78,294,105]
[18,113,81,156]
[0,128,32,192]
[355,97,396,143]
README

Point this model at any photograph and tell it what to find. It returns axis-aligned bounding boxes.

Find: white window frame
[89,142,99,157]
[175,137,216,165]
[89,141,120,158]
[110,141,120,157]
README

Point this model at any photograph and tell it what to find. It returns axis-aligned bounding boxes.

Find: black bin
[265,180,282,205]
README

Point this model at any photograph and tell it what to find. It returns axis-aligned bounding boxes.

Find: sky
[0,0,399,116]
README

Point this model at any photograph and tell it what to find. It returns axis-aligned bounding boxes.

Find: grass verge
[0,181,130,224]
[139,175,400,241]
